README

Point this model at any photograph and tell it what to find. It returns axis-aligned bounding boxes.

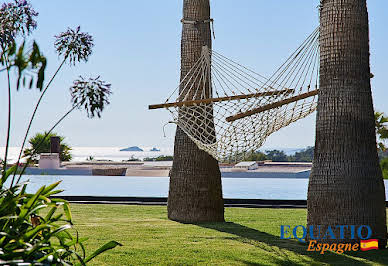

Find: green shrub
[380,158,388,179]
[144,155,173,161]
[244,151,267,161]
[375,111,388,153]
[0,167,121,264]
[124,156,141,162]
[265,150,288,162]
[288,146,314,162]
[24,132,72,162]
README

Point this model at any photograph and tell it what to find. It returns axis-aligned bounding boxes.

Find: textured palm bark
[307,0,387,246]
[168,0,224,222]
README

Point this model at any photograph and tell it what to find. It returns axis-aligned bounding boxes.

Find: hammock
[150,27,320,162]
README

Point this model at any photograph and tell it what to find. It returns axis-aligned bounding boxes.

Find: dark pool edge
[53,196,305,208]
[52,196,388,209]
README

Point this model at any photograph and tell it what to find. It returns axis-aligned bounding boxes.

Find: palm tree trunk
[308,0,387,246]
[167,0,224,222]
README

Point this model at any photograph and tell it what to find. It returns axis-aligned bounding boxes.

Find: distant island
[150,147,160,152]
[120,146,143,152]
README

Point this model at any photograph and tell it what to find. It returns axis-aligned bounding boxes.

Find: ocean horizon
[0,146,305,164]
[0,146,175,163]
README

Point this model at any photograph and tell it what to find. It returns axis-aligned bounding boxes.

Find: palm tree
[307,0,387,246]
[23,132,72,163]
[168,0,224,222]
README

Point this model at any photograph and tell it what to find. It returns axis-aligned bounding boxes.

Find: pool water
[11,175,388,200]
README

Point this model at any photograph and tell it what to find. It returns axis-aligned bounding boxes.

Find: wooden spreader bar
[148,89,294,110]
[226,89,319,122]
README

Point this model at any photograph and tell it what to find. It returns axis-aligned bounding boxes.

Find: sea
[0,146,174,163]
[0,146,303,164]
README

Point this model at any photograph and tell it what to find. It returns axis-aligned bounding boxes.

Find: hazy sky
[1,0,387,149]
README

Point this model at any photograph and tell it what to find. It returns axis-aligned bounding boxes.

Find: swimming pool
[12,175,388,200]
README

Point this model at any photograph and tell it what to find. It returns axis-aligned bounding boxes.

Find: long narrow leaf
[84,241,122,263]
[63,203,72,223]
[44,206,58,221]
[1,165,17,186]
[49,224,72,237]
[44,189,64,197]
[24,224,50,240]
[42,181,61,195]
[26,185,46,209]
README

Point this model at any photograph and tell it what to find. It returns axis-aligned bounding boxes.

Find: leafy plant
[0,1,120,264]
[243,151,267,162]
[0,169,122,264]
[124,156,140,162]
[245,147,314,162]
[23,132,72,162]
[375,111,388,153]
[380,158,388,179]
[288,146,314,162]
[2,40,46,90]
[264,150,288,162]
[143,155,173,162]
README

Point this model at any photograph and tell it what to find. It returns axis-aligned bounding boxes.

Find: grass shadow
[197,222,388,265]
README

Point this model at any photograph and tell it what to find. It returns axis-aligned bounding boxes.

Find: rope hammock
[150,27,320,162]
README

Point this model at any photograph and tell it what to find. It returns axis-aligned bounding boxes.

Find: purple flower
[0,0,38,46]
[70,76,112,118]
[54,26,94,65]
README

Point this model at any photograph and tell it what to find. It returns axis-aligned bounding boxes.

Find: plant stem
[10,57,67,187]
[15,105,77,185]
[2,51,12,177]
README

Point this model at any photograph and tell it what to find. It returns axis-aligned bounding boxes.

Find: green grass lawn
[71,204,388,265]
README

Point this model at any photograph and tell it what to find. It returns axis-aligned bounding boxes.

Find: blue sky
[1,0,387,149]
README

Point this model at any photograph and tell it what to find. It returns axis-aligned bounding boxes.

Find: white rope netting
[151,28,320,162]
